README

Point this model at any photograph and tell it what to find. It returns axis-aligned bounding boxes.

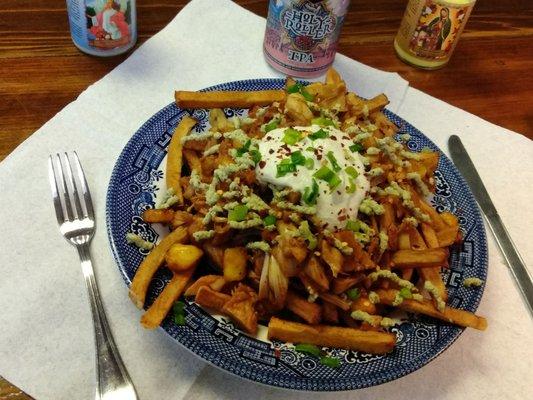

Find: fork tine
[55,153,74,222]
[48,155,66,225]
[64,152,84,219]
[72,151,95,220]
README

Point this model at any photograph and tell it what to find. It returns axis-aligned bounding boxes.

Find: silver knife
[448,135,533,317]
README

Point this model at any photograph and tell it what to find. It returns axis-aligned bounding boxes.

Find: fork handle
[77,245,137,399]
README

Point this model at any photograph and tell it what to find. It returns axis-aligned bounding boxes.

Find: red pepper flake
[259,161,266,169]
[331,136,337,141]
[338,215,347,221]
[269,149,274,154]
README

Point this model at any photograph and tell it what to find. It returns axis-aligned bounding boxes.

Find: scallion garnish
[228,205,249,222]
[305,146,315,152]
[328,174,342,190]
[303,179,319,205]
[309,128,328,140]
[346,287,360,300]
[236,139,251,157]
[326,151,341,172]
[263,215,277,226]
[249,149,261,164]
[264,119,279,133]
[173,301,186,326]
[282,128,302,145]
[345,166,359,179]
[304,157,314,170]
[311,117,336,127]
[290,151,306,166]
[287,82,315,102]
[276,159,297,177]
[294,343,321,357]
[349,143,364,153]
[313,165,335,181]
[345,220,359,232]
[399,287,413,299]
[346,180,357,193]
[320,356,340,368]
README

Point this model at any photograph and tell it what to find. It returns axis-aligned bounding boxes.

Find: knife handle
[487,214,533,317]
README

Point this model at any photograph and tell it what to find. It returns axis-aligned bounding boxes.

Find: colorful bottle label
[263,0,350,78]
[66,0,137,57]
[395,0,474,64]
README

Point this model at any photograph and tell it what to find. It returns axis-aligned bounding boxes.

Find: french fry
[129,227,188,309]
[195,286,231,310]
[376,289,487,331]
[319,292,351,311]
[166,116,197,203]
[140,267,195,329]
[165,243,203,273]
[184,275,225,297]
[175,90,286,109]
[303,256,329,291]
[223,247,248,282]
[321,239,343,278]
[142,208,175,223]
[209,108,234,132]
[333,275,362,294]
[351,296,377,315]
[286,291,322,324]
[420,223,440,249]
[267,317,396,354]
[222,285,259,334]
[391,248,449,269]
[202,243,225,270]
[410,229,447,301]
[351,94,389,118]
[322,301,339,324]
[183,149,202,175]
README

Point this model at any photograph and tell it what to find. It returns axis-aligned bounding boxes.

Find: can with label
[66,0,137,57]
[263,0,351,78]
[394,0,476,69]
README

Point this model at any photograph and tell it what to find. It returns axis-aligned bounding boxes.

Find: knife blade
[448,135,533,317]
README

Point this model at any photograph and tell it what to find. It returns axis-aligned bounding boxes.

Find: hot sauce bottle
[394,0,476,69]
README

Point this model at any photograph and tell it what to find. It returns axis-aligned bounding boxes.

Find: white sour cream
[256,125,370,229]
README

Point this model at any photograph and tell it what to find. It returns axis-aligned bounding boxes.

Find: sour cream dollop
[255,125,370,229]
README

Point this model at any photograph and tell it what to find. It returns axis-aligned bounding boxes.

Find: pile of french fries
[128,68,486,355]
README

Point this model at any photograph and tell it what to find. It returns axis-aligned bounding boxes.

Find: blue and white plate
[106,79,487,391]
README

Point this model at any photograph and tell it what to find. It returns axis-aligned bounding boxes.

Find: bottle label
[66,0,136,56]
[397,0,474,61]
[264,0,349,78]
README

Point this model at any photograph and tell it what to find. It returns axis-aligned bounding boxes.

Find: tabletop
[0,0,531,398]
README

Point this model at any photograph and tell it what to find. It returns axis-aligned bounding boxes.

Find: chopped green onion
[294,343,321,357]
[287,82,315,101]
[298,220,317,250]
[291,151,306,166]
[287,83,302,94]
[345,220,360,232]
[300,87,314,102]
[314,166,335,181]
[326,151,341,172]
[303,179,319,205]
[346,287,360,300]
[282,128,302,145]
[349,143,364,153]
[320,356,340,368]
[328,174,342,190]
[346,179,357,193]
[249,149,261,164]
[305,146,315,152]
[174,313,186,326]
[309,128,328,140]
[399,287,413,299]
[236,139,251,157]
[264,119,279,133]
[228,205,249,222]
[173,301,185,315]
[263,215,277,226]
[312,117,336,127]
[276,165,296,177]
[345,166,359,179]
[304,157,314,170]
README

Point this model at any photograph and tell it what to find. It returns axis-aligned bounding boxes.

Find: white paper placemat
[0,1,531,399]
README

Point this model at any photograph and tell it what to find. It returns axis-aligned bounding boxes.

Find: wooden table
[0,0,531,397]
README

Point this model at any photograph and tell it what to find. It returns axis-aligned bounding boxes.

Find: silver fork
[48,152,138,400]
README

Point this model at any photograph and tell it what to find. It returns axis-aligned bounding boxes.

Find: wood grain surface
[0,0,531,397]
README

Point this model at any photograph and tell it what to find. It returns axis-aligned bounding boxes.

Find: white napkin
[0,1,531,399]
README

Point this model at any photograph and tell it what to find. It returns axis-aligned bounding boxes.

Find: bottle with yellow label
[394,0,476,69]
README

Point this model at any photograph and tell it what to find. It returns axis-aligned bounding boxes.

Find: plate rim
[105,78,488,391]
